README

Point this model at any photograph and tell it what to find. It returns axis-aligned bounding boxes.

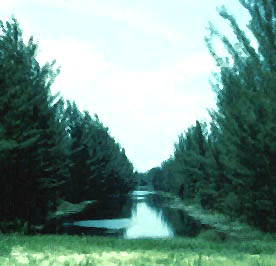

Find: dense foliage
[0,18,135,233]
[150,0,276,232]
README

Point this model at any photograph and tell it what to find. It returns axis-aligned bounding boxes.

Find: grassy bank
[157,191,270,241]
[1,233,276,265]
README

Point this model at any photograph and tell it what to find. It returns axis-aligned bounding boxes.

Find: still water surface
[63,190,208,238]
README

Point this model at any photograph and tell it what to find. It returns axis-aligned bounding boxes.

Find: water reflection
[62,190,208,238]
[145,193,207,237]
[124,202,173,239]
[73,219,131,229]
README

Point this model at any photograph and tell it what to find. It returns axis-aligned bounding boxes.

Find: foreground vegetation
[0,233,275,266]
[1,195,276,266]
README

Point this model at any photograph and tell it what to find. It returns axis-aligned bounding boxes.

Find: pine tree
[63,103,135,202]
[0,18,64,232]
[206,0,276,231]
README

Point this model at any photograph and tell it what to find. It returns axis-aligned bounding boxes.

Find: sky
[0,0,251,172]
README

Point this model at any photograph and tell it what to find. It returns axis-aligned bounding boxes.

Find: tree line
[0,18,135,233]
[148,0,276,233]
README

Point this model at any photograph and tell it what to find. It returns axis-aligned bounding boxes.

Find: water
[124,193,174,238]
[62,190,208,238]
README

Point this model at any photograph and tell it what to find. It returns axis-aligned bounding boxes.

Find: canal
[62,189,209,238]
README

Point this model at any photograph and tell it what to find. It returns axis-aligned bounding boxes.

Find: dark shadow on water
[145,193,210,237]
[61,190,210,238]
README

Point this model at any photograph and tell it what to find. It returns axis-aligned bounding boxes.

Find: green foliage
[197,229,227,242]
[150,121,209,200]
[205,0,276,232]
[0,17,63,231]
[63,103,135,203]
[0,18,135,234]
[0,219,28,235]
[152,0,276,233]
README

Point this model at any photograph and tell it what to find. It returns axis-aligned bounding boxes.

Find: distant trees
[0,18,135,233]
[63,102,135,203]
[151,0,276,232]
[147,167,164,189]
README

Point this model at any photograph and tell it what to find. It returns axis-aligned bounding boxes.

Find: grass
[157,192,267,241]
[47,199,96,221]
[1,232,276,265]
[1,194,276,265]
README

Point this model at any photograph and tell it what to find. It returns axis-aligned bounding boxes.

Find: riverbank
[157,191,274,241]
[1,233,276,265]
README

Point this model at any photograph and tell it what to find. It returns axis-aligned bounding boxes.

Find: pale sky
[0,0,250,172]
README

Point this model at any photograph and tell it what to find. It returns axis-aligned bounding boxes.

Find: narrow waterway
[62,190,208,238]
[124,191,173,238]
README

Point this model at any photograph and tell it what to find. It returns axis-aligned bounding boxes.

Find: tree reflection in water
[62,190,209,238]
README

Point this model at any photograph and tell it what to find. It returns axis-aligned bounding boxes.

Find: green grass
[1,196,276,265]
[1,232,276,265]
[159,192,268,241]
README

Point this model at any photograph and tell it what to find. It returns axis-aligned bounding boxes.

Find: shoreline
[156,191,273,241]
